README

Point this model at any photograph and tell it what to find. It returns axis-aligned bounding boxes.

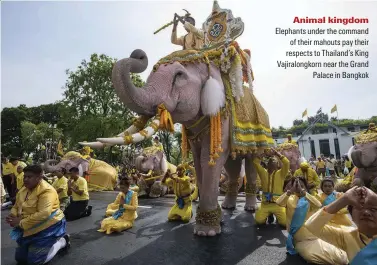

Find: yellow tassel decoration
[181,125,188,162]
[217,112,223,153]
[157,104,174,133]
[209,116,215,166]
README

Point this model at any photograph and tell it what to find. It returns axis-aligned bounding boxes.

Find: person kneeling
[277,177,348,265]
[64,167,92,221]
[6,165,70,265]
[162,166,194,223]
[52,168,70,212]
[305,186,377,265]
[98,177,138,234]
[253,148,289,226]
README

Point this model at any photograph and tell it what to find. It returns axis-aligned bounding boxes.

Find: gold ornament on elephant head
[355,123,377,144]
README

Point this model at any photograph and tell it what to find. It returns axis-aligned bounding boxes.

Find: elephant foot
[195,205,222,237]
[221,193,237,209]
[194,224,221,237]
[244,195,258,212]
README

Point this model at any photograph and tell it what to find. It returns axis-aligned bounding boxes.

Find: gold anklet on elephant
[226,181,239,196]
[196,205,222,227]
[245,183,257,196]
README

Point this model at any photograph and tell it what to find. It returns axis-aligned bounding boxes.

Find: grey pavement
[1,193,308,265]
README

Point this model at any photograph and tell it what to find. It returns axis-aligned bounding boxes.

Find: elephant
[348,123,377,192]
[134,147,176,198]
[44,151,117,191]
[276,142,302,175]
[219,161,245,195]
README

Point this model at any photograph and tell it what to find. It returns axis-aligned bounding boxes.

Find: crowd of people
[1,145,376,265]
[308,154,354,179]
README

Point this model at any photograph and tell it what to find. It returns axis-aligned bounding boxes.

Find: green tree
[61,53,145,153]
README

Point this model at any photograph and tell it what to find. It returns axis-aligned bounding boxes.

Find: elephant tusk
[97,117,160,145]
[78,115,151,148]
[78,142,107,149]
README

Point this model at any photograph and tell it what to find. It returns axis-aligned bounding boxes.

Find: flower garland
[209,111,223,166]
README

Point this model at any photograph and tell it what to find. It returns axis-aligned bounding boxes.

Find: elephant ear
[201,77,225,116]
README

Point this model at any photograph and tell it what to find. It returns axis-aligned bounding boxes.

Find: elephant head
[44,151,90,176]
[349,123,377,191]
[277,143,301,173]
[134,149,168,175]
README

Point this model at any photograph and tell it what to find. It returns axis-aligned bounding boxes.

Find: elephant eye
[173,71,184,86]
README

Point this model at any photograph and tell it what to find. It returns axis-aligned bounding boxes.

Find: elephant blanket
[154,42,274,160]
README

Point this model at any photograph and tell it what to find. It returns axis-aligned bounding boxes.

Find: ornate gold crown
[355,123,377,144]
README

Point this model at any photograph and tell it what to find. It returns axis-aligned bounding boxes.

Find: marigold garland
[181,125,188,162]
[208,111,223,166]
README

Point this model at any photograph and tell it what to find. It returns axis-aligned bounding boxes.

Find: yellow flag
[331,104,337,113]
[57,140,64,156]
[302,109,308,118]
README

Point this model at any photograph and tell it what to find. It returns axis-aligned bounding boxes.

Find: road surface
[1,192,308,265]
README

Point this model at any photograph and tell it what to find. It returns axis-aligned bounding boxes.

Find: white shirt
[326,158,336,170]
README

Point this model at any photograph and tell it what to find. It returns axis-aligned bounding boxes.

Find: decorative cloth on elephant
[154,43,273,165]
[276,192,348,264]
[99,191,138,234]
[355,123,377,144]
[163,174,193,222]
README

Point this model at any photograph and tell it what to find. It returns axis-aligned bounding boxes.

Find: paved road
[1,193,308,265]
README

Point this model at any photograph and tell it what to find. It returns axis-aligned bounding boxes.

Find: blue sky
[2,0,376,127]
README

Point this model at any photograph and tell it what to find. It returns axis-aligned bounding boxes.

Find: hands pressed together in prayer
[6,214,21,228]
[343,186,377,209]
[286,178,306,197]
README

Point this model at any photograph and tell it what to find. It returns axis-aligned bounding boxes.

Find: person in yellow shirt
[152,136,164,152]
[64,167,92,221]
[253,148,289,226]
[316,178,353,227]
[345,156,353,173]
[52,168,70,212]
[171,14,204,50]
[6,165,70,265]
[294,162,320,195]
[305,186,377,265]
[98,177,138,234]
[277,177,348,264]
[162,165,195,223]
[2,157,17,203]
[15,165,25,191]
[284,134,297,145]
[316,157,326,177]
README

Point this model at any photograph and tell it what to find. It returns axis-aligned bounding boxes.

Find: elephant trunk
[44,160,59,173]
[112,49,155,116]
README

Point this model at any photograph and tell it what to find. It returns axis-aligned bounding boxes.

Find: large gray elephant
[85,44,275,237]
[134,148,176,198]
[349,123,377,192]
[44,151,117,191]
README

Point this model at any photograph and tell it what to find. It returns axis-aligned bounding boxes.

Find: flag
[57,140,64,156]
[316,107,322,115]
[331,104,337,113]
[302,109,308,118]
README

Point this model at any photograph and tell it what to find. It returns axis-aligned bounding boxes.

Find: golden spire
[212,0,221,14]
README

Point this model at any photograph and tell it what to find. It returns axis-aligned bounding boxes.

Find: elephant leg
[244,156,258,212]
[149,181,162,198]
[193,120,230,237]
[221,158,242,209]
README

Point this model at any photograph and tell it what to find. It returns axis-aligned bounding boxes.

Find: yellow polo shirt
[52,176,68,199]
[316,161,325,169]
[71,176,89,201]
[2,162,14,175]
[15,171,24,190]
